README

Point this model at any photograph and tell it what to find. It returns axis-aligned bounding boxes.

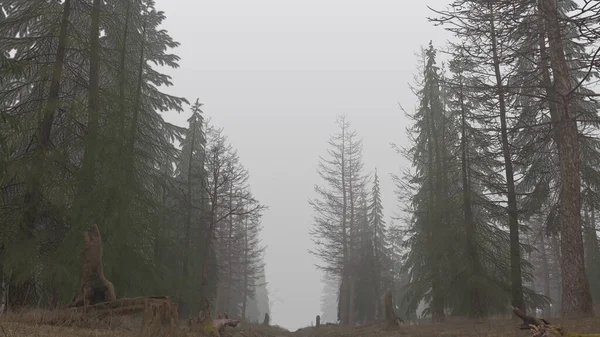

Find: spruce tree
[399,43,453,322]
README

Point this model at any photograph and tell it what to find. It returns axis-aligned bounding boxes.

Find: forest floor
[1,311,600,337]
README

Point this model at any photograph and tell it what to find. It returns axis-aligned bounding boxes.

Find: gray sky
[155,0,451,330]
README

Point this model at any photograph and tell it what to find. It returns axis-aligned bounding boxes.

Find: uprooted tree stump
[384,289,404,328]
[67,224,116,308]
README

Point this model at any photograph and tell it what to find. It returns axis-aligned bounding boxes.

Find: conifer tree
[399,43,453,322]
[368,169,390,318]
[309,115,366,325]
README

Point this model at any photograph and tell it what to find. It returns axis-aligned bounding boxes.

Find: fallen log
[512,307,600,337]
[64,296,172,316]
[63,295,178,333]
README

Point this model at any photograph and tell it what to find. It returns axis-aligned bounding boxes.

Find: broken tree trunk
[316,314,320,327]
[67,224,116,308]
[263,312,270,325]
[384,289,403,328]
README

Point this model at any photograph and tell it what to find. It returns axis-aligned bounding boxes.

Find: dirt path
[3,315,600,337]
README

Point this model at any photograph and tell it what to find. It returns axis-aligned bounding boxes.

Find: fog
[155,0,452,330]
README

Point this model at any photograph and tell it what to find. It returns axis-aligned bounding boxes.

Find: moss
[199,319,219,337]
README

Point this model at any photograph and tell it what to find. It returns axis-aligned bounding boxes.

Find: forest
[0,0,270,323]
[310,0,600,326]
[2,0,600,334]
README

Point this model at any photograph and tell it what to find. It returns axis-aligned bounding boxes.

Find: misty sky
[155,0,452,330]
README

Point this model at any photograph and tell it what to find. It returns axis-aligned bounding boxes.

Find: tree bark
[541,0,594,318]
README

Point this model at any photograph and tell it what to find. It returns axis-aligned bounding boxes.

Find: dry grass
[1,310,600,337]
[0,309,140,337]
[279,316,600,337]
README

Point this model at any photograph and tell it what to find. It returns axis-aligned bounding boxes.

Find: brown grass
[1,310,600,337]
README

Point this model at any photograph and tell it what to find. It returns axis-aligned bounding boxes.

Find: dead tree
[67,224,116,308]
[384,290,403,327]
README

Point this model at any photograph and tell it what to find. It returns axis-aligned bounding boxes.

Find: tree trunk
[117,0,132,140]
[384,289,403,327]
[583,205,600,304]
[39,0,71,150]
[348,145,356,326]
[540,228,552,317]
[181,110,196,297]
[22,0,72,268]
[541,0,594,318]
[72,0,102,226]
[339,120,349,325]
[125,18,147,176]
[199,168,220,311]
[537,1,559,146]
[488,2,524,312]
[241,213,249,319]
[426,55,445,323]
[225,181,234,315]
[551,234,562,316]
[459,75,484,318]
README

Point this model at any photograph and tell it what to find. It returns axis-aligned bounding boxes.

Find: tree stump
[263,312,270,326]
[142,297,178,326]
[384,289,403,328]
[67,224,116,308]
[140,297,180,337]
[316,314,320,327]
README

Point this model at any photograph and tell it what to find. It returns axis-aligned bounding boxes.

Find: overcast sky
[155,0,451,330]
